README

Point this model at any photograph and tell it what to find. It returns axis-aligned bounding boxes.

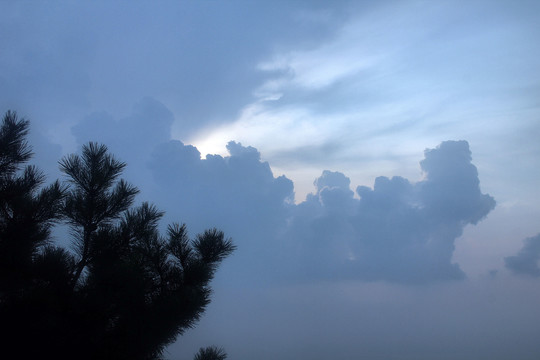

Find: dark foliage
[0,112,235,359]
[0,111,65,295]
[194,346,228,360]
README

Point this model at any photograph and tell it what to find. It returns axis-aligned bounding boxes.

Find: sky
[1,0,540,359]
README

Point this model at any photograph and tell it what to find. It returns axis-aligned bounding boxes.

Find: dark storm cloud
[505,234,540,277]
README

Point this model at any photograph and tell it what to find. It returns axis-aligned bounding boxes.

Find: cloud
[349,143,496,283]
[419,140,498,225]
[71,97,174,189]
[148,139,295,281]
[505,234,540,277]
[187,0,540,202]
[72,97,173,156]
[0,1,355,148]
[68,100,494,285]
[69,99,297,282]
[284,140,495,283]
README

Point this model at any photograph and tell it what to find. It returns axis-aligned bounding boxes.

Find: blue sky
[2,1,540,359]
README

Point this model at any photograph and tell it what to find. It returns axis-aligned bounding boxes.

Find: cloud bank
[285,140,496,283]
[71,102,495,284]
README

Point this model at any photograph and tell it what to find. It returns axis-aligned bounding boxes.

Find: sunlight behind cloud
[189,2,467,174]
[189,102,327,159]
[188,0,540,209]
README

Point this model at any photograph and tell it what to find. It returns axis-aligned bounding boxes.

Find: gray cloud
[144,138,496,285]
[70,101,495,285]
[285,140,495,283]
[70,100,297,285]
[71,97,174,192]
[505,234,540,277]
[73,97,173,157]
[0,1,354,141]
[148,139,295,282]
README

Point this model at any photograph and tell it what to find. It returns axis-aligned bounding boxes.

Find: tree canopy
[0,111,234,359]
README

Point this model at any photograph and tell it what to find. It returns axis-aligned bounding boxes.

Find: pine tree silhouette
[0,112,235,359]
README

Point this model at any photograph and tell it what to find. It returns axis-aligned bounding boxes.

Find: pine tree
[0,112,235,359]
[0,111,67,356]
[194,346,228,360]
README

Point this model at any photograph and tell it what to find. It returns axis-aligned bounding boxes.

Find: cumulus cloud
[285,140,495,283]
[505,234,540,277]
[149,140,294,228]
[69,100,495,284]
[70,99,296,281]
[148,139,295,281]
